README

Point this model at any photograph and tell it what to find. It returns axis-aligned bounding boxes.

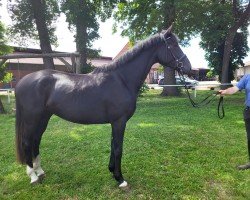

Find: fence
[0,82,238,105]
[0,52,79,73]
[0,88,14,104]
[157,82,237,97]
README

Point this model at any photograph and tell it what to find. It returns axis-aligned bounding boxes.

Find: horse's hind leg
[21,114,50,184]
[22,123,40,184]
[32,114,51,182]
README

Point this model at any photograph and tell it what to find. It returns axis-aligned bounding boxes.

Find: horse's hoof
[31,177,40,185]
[119,181,128,188]
[237,162,250,170]
[38,173,45,182]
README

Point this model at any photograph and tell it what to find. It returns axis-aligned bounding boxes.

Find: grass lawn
[0,90,249,199]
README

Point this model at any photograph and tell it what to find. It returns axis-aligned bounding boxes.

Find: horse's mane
[92,33,164,73]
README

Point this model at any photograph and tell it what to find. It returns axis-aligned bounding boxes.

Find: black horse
[15,26,192,187]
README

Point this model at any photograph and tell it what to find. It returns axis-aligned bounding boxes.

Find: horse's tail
[15,97,26,164]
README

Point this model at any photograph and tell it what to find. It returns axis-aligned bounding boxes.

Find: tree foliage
[114,0,202,96]
[0,22,12,81]
[199,0,250,82]
[7,0,60,69]
[114,0,250,85]
[0,23,12,53]
[8,0,60,46]
[0,21,12,114]
[60,0,118,73]
[114,0,202,43]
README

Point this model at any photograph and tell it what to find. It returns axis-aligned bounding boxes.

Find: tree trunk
[29,0,55,69]
[221,34,235,89]
[75,0,88,74]
[221,2,250,89]
[0,98,6,114]
[161,0,179,96]
[75,22,88,74]
[161,67,179,96]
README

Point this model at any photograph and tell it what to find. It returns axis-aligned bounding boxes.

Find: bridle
[160,34,187,72]
[161,34,225,119]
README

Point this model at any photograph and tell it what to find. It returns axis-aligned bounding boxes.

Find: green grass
[0,90,250,199]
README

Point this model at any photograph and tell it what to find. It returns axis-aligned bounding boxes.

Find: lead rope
[178,70,225,119]
[218,96,225,119]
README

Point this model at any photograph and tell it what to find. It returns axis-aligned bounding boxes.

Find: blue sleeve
[236,75,247,90]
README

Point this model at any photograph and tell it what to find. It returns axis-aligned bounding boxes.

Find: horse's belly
[52,101,133,124]
[47,87,135,124]
[57,114,109,124]
[53,106,109,124]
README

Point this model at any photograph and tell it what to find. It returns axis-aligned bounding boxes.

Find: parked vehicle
[158,76,198,88]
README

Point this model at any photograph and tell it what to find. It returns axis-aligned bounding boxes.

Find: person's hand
[219,90,226,95]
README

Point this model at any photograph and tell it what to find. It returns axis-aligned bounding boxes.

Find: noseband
[160,34,187,72]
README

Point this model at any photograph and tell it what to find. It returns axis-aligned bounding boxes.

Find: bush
[138,82,149,96]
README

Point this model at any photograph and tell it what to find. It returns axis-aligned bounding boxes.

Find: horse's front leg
[111,117,128,188]
[108,137,115,173]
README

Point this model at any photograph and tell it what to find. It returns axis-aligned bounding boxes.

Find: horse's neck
[117,47,158,94]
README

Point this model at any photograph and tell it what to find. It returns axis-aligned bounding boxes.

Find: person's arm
[219,86,239,95]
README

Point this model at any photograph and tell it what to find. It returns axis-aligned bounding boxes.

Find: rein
[178,70,225,119]
[160,34,224,119]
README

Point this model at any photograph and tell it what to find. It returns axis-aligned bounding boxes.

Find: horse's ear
[166,24,173,34]
[162,24,173,37]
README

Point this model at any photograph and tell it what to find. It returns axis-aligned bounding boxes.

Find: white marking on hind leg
[26,166,39,184]
[33,155,45,177]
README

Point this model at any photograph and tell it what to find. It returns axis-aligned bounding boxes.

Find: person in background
[219,74,250,170]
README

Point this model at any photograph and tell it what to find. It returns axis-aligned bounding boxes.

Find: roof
[113,42,131,60]
[245,60,250,66]
[112,42,208,70]
[6,46,112,67]
[235,60,250,68]
[7,57,112,67]
[13,46,63,54]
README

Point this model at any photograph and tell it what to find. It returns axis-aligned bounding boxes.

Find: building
[1,47,112,88]
[1,43,219,88]
[235,61,250,80]
[114,42,162,84]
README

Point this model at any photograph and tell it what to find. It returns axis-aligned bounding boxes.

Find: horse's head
[157,25,192,75]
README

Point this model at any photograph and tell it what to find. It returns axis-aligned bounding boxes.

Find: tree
[115,0,250,92]
[60,0,118,74]
[114,0,201,96]
[8,0,60,69]
[29,0,58,69]
[221,1,250,87]
[0,22,12,114]
[198,0,250,87]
